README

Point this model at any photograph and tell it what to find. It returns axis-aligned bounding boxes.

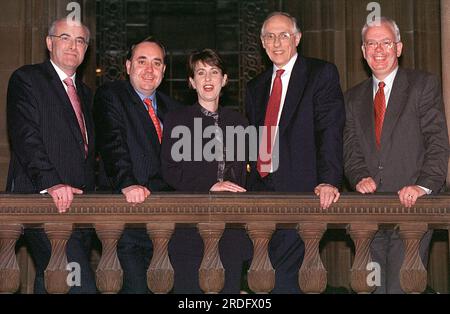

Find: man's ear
[294,32,302,47]
[46,36,53,52]
[125,60,131,75]
[395,42,403,58]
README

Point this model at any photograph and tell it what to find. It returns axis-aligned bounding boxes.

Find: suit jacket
[161,103,248,191]
[245,55,345,192]
[6,60,95,193]
[94,80,181,192]
[344,68,449,192]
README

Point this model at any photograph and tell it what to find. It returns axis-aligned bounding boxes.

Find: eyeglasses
[50,34,88,47]
[262,32,297,44]
[363,40,398,50]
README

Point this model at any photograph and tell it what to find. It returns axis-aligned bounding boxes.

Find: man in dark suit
[344,17,449,293]
[94,37,181,293]
[6,18,96,293]
[245,12,345,293]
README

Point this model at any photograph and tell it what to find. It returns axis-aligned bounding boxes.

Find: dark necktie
[144,98,162,143]
[63,77,88,156]
[257,69,285,178]
[374,81,386,149]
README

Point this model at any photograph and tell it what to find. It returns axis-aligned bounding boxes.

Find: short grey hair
[261,11,301,36]
[361,16,401,43]
[48,18,91,43]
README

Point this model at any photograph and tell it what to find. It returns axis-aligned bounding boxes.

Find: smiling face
[362,22,403,80]
[126,42,166,97]
[261,14,301,68]
[189,61,228,110]
[46,20,89,76]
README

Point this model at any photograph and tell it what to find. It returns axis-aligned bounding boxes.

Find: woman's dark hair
[187,48,227,88]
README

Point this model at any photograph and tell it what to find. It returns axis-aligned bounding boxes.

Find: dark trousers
[249,173,305,293]
[371,229,433,294]
[169,227,252,294]
[24,228,97,294]
[269,229,305,293]
[117,228,153,294]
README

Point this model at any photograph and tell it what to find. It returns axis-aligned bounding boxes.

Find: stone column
[146,223,175,294]
[298,222,327,294]
[442,0,450,187]
[246,222,275,293]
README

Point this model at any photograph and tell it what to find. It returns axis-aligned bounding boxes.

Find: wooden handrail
[1,192,449,294]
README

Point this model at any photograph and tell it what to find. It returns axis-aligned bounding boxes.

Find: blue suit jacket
[245,55,345,192]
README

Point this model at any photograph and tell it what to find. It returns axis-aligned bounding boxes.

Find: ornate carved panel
[96,0,268,112]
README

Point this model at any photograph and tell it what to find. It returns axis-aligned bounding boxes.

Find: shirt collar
[372,67,399,91]
[50,60,76,87]
[135,89,157,109]
[273,53,298,75]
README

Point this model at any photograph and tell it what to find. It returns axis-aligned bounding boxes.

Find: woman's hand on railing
[210,181,246,192]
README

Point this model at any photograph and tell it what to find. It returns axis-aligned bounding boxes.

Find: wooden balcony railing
[1,193,449,294]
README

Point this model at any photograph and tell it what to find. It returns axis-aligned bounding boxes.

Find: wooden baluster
[44,223,72,294]
[0,224,22,293]
[198,223,225,294]
[246,222,275,293]
[298,222,327,294]
[146,223,174,294]
[398,223,428,293]
[95,224,124,294]
[347,223,378,293]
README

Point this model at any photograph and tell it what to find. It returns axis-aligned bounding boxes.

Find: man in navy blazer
[94,37,181,293]
[6,18,97,293]
[245,12,345,293]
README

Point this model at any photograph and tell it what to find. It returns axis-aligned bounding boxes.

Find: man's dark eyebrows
[153,57,163,63]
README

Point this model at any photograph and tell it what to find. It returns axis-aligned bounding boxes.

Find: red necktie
[374,81,386,149]
[144,98,162,143]
[63,77,88,156]
[257,69,285,178]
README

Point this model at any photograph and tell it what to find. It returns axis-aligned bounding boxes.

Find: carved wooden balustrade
[0,193,449,294]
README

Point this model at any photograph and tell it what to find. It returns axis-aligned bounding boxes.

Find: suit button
[378,164,383,170]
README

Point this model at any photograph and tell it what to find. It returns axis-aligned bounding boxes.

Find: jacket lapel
[380,68,409,148]
[125,82,161,150]
[279,56,308,136]
[255,70,273,128]
[355,78,378,156]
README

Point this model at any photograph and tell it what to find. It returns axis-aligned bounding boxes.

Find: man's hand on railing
[210,181,247,192]
[398,185,426,208]
[47,184,83,213]
[355,177,377,194]
[314,183,340,209]
[121,185,151,205]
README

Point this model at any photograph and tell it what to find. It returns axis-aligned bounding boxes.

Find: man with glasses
[245,12,345,293]
[344,17,448,293]
[6,18,96,293]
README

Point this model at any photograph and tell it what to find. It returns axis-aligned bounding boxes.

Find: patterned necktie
[63,77,88,156]
[374,81,386,149]
[143,98,162,143]
[257,69,285,178]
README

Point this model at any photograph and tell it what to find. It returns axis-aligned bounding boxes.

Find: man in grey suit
[344,17,449,293]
